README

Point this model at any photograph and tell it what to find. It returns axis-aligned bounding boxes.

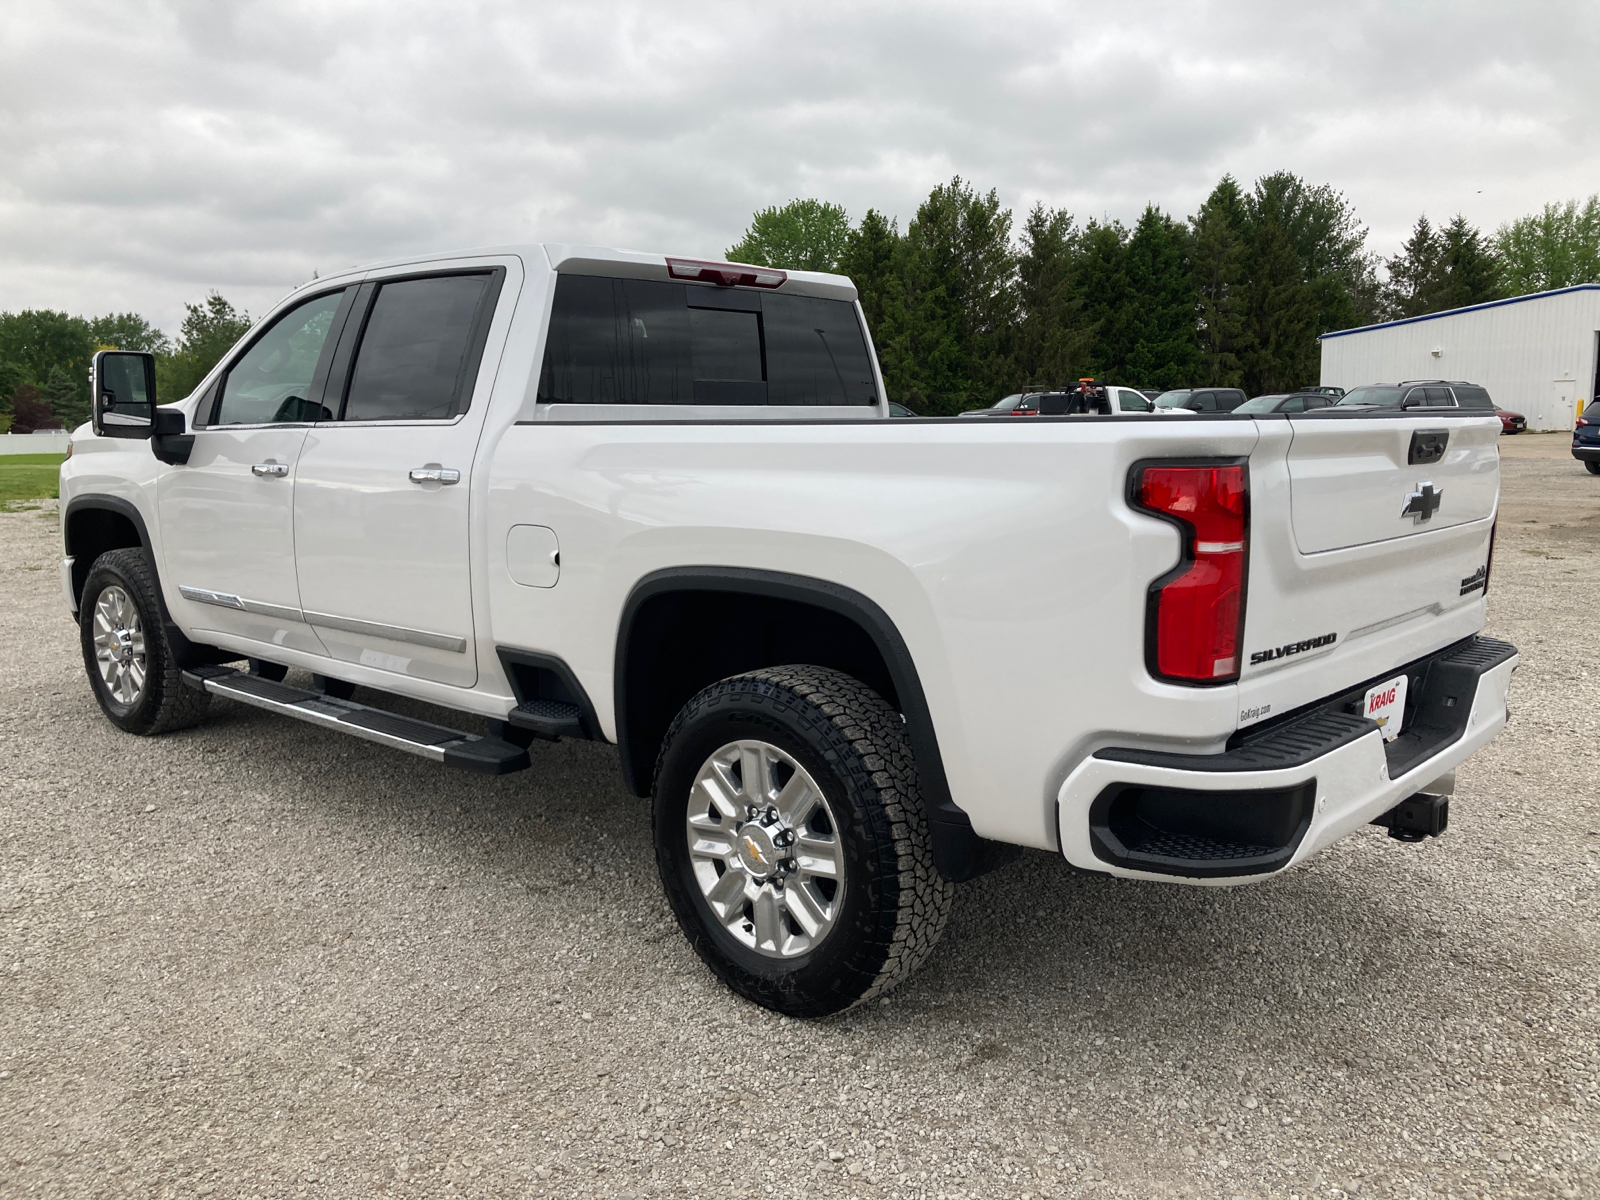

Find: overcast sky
[3,0,1597,334]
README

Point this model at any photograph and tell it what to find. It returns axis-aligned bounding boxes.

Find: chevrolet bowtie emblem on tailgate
[1401,481,1443,523]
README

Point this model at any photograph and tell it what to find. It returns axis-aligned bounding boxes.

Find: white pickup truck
[63,245,1517,1016]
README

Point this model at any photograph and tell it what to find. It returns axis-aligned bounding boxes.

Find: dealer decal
[1249,631,1337,666]
[1459,565,1487,596]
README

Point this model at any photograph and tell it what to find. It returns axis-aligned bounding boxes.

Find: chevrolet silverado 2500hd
[63,245,1517,1016]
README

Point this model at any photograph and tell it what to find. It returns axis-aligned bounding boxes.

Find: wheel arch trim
[613,566,1015,881]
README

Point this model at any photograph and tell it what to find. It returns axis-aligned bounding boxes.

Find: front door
[157,287,351,653]
[292,266,510,688]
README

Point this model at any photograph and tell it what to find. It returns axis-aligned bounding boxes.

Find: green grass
[0,453,66,503]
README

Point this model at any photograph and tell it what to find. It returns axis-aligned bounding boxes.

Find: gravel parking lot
[2,434,1596,1200]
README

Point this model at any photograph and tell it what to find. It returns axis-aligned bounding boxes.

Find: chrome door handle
[409,467,461,485]
[252,462,289,478]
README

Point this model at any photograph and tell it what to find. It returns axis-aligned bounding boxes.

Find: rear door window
[1452,385,1494,410]
[537,276,876,406]
[341,274,497,422]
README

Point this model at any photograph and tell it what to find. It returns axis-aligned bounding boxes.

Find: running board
[507,698,586,740]
[182,666,531,775]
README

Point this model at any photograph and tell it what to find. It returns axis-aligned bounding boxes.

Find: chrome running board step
[182,666,530,775]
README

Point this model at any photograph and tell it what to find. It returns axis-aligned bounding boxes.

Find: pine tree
[888,178,1017,413]
[1435,216,1500,310]
[1243,215,1319,393]
[837,209,900,342]
[1015,204,1085,387]
[1124,205,1201,389]
[1190,176,1252,387]
[43,365,88,430]
[1383,216,1443,318]
[1075,220,1132,381]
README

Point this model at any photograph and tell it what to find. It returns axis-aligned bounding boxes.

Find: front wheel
[79,548,211,735]
[652,666,954,1017]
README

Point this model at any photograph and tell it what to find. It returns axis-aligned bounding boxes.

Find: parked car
[1575,401,1600,474]
[1152,387,1248,413]
[64,245,1516,1018]
[1301,386,1345,399]
[1494,406,1526,435]
[887,401,918,418]
[961,384,1155,416]
[1335,380,1496,412]
[1233,392,1340,415]
[959,393,1024,416]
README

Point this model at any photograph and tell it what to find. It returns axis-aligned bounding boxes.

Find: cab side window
[213,290,346,426]
[1279,396,1305,413]
[342,274,496,422]
[1192,391,1217,411]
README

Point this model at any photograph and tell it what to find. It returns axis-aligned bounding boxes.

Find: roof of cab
[282,244,858,304]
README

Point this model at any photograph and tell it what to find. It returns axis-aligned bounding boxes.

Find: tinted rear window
[537,277,876,406]
[344,275,493,421]
[1452,385,1494,410]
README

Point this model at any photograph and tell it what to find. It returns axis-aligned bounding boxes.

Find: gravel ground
[2,436,1596,1200]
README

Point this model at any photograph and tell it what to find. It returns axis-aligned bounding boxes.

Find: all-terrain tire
[79,548,211,735]
[652,665,955,1017]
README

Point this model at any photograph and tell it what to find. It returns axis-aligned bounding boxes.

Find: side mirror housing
[92,350,157,438]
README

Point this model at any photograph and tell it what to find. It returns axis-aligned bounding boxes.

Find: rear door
[291,260,517,687]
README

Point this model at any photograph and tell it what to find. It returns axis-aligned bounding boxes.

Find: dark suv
[1152,387,1248,413]
[1334,380,1496,411]
[1575,400,1600,475]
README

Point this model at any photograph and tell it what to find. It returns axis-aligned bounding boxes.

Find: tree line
[2,186,1595,430]
[0,295,250,433]
[729,183,1600,414]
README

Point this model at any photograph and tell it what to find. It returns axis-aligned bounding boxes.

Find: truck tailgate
[1234,413,1501,733]
[1287,416,1499,552]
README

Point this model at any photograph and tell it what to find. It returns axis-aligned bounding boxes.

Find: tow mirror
[92,350,157,438]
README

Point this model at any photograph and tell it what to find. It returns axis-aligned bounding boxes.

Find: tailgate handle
[1408,429,1448,466]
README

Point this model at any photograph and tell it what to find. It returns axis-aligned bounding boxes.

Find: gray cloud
[2,0,1596,332]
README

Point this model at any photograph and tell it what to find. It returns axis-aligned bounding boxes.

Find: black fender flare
[63,493,223,669]
[614,566,1017,882]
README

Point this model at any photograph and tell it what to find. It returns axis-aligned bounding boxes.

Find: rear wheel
[652,665,954,1017]
[1586,460,1600,475]
[79,548,211,735]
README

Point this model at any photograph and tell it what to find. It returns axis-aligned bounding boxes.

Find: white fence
[0,431,72,456]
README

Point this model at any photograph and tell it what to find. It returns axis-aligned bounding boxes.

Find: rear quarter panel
[487,416,1261,849]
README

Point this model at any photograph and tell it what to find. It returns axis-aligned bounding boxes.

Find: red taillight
[1579,417,1590,426]
[665,257,786,288]
[1134,463,1249,683]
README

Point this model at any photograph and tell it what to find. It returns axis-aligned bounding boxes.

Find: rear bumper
[1056,636,1518,884]
[1572,444,1600,462]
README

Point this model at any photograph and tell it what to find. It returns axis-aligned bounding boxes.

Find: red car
[1495,406,1526,434]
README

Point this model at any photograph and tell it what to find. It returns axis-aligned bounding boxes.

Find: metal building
[1319,284,1600,431]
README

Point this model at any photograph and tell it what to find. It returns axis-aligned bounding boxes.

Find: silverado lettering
[1249,632,1338,666]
